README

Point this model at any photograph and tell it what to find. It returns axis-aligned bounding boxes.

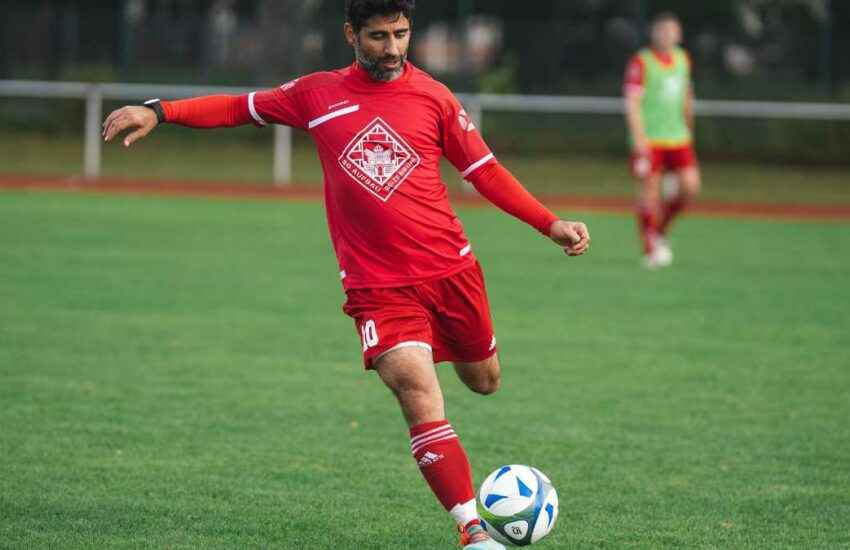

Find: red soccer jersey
[247,62,496,290]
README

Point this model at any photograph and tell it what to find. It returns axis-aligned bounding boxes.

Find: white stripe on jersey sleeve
[461,153,495,179]
[248,92,267,126]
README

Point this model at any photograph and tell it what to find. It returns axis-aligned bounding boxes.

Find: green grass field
[2,191,849,549]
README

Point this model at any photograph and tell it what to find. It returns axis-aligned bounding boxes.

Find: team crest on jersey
[338,117,421,202]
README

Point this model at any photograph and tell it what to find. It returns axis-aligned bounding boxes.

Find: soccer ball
[478,465,558,546]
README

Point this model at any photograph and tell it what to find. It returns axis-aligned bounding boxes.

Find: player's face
[345,14,411,82]
[651,20,682,52]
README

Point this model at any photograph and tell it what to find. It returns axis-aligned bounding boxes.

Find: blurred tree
[2,0,848,97]
[832,0,848,94]
[255,0,318,83]
[317,0,353,70]
[0,4,8,78]
[46,0,68,80]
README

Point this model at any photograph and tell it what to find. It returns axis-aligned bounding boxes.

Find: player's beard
[354,41,406,82]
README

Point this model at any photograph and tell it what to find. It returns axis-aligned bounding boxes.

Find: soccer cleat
[459,523,506,550]
[463,539,506,550]
[654,236,674,267]
[459,524,470,547]
[642,254,661,270]
[643,236,673,269]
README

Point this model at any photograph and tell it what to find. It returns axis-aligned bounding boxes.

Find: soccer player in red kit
[624,12,701,269]
[103,1,590,547]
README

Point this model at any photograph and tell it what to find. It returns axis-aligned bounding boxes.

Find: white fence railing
[2,79,850,183]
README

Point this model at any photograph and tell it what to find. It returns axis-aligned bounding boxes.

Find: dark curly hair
[345,0,415,33]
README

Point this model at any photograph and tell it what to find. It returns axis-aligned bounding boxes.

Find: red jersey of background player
[246,61,500,290]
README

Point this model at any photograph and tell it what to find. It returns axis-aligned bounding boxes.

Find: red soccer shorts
[631,145,698,179]
[342,262,498,369]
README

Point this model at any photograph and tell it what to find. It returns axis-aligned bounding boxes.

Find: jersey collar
[650,48,675,67]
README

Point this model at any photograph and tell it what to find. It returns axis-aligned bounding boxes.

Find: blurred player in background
[624,11,701,269]
[102,1,589,548]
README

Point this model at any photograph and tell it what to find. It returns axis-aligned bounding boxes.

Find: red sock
[410,420,479,530]
[638,206,658,254]
[659,196,687,235]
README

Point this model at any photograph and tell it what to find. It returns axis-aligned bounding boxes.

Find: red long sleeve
[161,95,252,128]
[466,162,559,236]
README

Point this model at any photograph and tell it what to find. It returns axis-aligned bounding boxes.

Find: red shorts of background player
[630,145,698,179]
[342,262,497,369]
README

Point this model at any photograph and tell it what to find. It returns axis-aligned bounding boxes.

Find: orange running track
[2,175,849,222]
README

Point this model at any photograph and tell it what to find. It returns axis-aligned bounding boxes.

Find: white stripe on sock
[410,424,452,446]
[411,434,457,455]
[410,427,455,450]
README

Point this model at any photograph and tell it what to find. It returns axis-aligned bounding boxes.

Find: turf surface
[1,191,849,549]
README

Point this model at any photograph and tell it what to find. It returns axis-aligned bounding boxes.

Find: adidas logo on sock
[417,451,444,467]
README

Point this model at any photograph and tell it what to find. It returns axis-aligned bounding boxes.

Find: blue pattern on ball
[494,466,512,481]
[517,476,533,497]
[485,493,508,508]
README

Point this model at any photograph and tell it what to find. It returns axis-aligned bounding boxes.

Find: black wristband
[142,99,166,124]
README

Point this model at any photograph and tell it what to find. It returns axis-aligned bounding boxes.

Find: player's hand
[549,220,590,257]
[102,106,159,147]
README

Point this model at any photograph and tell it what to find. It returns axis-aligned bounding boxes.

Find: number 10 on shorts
[361,320,379,351]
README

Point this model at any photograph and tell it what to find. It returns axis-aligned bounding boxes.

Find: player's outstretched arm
[103,94,256,148]
[442,91,589,256]
[466,162,590,257]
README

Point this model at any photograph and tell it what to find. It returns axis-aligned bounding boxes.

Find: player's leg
[636,169,664,265]
[375,347,498,548]
[427,263,501,397]
[631,149,663,264]
[453,354,501,396]
[376,346,445,425]
[659,149,701,235]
